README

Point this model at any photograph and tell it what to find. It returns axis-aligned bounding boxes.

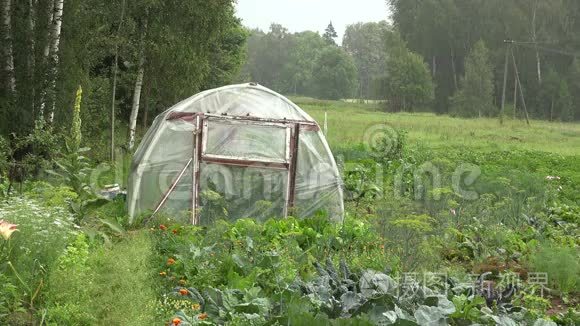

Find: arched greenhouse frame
[128,83,344,224]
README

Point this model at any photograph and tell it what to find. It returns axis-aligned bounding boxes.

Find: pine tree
[451,40,495,118]
[323,21,338,45]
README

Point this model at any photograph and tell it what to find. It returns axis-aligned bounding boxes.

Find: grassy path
[45,231,160,325]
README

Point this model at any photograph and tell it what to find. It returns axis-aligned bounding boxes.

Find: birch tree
[2,0,16,94]
[38,0,64,122]
[47,0,64,123]
[128,23,147,151]
[530,0,542,84]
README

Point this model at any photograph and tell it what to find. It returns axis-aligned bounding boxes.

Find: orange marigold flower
[159,224,167,230]
[172,229,178,234]
[192,303,201,310]
[159,271,167,277]
[198,312,208,320]
[167,258,176,265]
[172,317,181,325]
[179,288,189,296]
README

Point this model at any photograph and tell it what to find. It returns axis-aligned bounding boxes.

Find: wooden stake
[510,48,530,125]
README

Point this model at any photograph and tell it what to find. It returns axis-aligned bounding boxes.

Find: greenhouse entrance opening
[128,84,343,225]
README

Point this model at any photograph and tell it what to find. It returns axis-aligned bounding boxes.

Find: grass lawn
[293,97,580,156]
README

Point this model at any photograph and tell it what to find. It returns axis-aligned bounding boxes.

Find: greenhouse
[128,83,344,224]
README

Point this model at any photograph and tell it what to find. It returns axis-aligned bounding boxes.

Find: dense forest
[242,0,580,121]
[0,0,246,157]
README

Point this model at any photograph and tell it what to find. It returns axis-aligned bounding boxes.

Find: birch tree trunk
[142,80,150,131]
[47,0,64,124]
[2,0,16,94]
[38,0,55,120]
[531,0,542,84]
[128,31,146,151]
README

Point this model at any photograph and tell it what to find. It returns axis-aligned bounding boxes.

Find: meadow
[295,97,580,156]
[1,100,578,325]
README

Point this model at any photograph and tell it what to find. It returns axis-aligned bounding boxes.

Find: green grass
[292,97,580,156]
[45,231,160,325]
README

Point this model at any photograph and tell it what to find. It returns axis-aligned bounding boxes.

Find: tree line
[389,0,580,121]
[242,1,580,121]
[239,20,436,111]
[239,22,357,100]
[0,0,246,158]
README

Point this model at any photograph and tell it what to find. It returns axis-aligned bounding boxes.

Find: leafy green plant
[450,294,486,322]
[548,204,580,224]
[343,161,383,207]
[46,146,109,221]
[515,294,551,320]
[200,190,229,225]
[384,213,437,271]
[24,181,78,207]
[172,286,271,325]
[528,243,579,294]
[46,85,110,222]
[0,273,24,323]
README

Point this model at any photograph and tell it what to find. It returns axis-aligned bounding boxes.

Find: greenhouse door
[191,114,304,225]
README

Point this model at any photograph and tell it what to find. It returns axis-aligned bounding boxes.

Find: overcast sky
[235,0,390,44]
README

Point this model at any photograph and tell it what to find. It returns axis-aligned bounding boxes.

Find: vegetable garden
[1,98,579,325]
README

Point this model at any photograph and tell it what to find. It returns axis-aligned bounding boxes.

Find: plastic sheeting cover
[128,83,343,223]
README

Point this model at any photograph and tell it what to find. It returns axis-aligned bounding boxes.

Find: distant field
[292,97,580,156]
